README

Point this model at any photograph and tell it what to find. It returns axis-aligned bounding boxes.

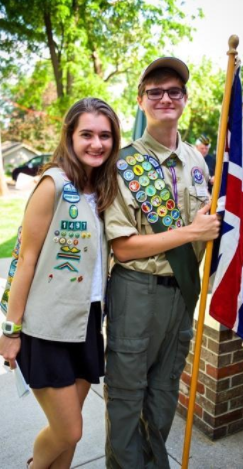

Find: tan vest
[22,168,108,342]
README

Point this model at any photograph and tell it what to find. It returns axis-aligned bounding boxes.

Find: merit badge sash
[118,145,200,319]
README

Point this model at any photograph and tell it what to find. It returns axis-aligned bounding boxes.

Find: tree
[179,58,226,152]
[0,130,9,196]
[0,0,201,101]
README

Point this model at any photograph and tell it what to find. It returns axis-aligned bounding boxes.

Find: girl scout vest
[1,167,107,342]
[118,145,200,319]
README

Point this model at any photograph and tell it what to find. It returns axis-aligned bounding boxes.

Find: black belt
[157,276,179,288]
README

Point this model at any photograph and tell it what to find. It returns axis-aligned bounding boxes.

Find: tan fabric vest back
[22,167,108,342]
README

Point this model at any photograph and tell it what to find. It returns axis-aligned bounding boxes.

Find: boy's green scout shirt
[105,129,209,276]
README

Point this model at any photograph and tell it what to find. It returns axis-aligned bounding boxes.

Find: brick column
[178,318,243,440]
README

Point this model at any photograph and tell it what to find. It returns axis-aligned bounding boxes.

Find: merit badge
[129,180,140,192]
[151,195,162,207]
[176,219,183,228]
[154,179,165,191]
[166,199,175,211]
[148,156,159,169]
[147,212,159,223]
[142,161,152,171]
[139,175,150,187]
[126,156,136,166]
[54,230,60,236]
[162,215,172,227]
[69,205,78,219]
[63,183,80,203]
[191,166,204,184]
[148,170,158,181]
[123,169,134,181]
[136,191,147,203]
[141,201,152,213]
[157,206,167,217]
[160,189,170,201]
[145,185,156,197]
[117,159,128,171]
[171,209,180,220]
[133,165,144,176]
[134,153,144,162]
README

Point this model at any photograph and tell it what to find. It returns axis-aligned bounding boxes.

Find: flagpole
[181,35,239,469]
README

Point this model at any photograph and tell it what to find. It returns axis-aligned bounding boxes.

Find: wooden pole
[181,35,239,469]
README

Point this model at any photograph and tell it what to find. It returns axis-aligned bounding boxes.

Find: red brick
[228,419,243,434]
[230,395,243,410]
[196,394,228,416]
[232,374,243,386]
[206,363,243,379]
[208,338,243,354]
[181,372,205,394]
[200,347,218,366]
[203,409,243,427]
[233,350,243,362]
[218,354,232,367]
[206,385,243,404]
[184,362,192,374]
[193,414,227,440]
[198,371,230,392]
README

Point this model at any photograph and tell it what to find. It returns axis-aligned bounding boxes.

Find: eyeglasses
[144,87,186,101]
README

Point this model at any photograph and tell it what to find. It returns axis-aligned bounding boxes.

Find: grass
[0,198,26,258]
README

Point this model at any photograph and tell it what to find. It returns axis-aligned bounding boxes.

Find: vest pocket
[105,336,149,391]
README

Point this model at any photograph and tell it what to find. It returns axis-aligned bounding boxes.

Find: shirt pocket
[185,185,209,223]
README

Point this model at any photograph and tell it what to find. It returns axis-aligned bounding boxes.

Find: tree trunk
[43,10,64,98]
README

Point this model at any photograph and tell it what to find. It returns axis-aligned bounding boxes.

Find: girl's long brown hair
[42,98,120,217]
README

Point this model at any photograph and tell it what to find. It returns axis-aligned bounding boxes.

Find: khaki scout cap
[138,57,190,88]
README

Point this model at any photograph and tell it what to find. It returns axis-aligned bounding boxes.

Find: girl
[0,98,120,469]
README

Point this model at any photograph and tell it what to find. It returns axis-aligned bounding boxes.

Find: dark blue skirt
[17,302,104,388]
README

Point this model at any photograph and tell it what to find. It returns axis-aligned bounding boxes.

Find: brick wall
[177,320,243,440]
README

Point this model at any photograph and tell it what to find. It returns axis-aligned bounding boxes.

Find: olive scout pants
[104,265,193,469]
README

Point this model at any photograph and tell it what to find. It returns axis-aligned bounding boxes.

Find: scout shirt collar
[139,128,186,166]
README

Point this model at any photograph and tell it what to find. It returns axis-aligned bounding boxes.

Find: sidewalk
[0,257,243,468]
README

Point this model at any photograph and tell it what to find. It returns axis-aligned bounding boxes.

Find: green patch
[0,198,26,258]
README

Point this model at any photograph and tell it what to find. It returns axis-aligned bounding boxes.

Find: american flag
[209,66,243,339]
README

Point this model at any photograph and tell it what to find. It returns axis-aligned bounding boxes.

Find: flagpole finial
[227,35,239,55]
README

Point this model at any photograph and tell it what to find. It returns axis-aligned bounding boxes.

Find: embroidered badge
[191,167,204,184]
[63,183,80,203]
[134,153,144,162]
[157,206,167,217]
[123,169,134,181]
[129,180,140,192]
[126,156,136,166]
[139,175,150,187]
[69,205,78,219]
[162,215,172,226]
[160,189,170,201]
[166,199,175,211]
[136,191,147,203]
[151,195,162,207]
[54,262,79,272]
[133,165,144,176]
[61,221,87,231]
[117,159,128,171]
[57,253,81,261]
[145,185,156,197]
[148,170,158,181]
[141,201,152,213]
[147,212,159,223]
[154,179,165,191]
[142,161,152,171]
